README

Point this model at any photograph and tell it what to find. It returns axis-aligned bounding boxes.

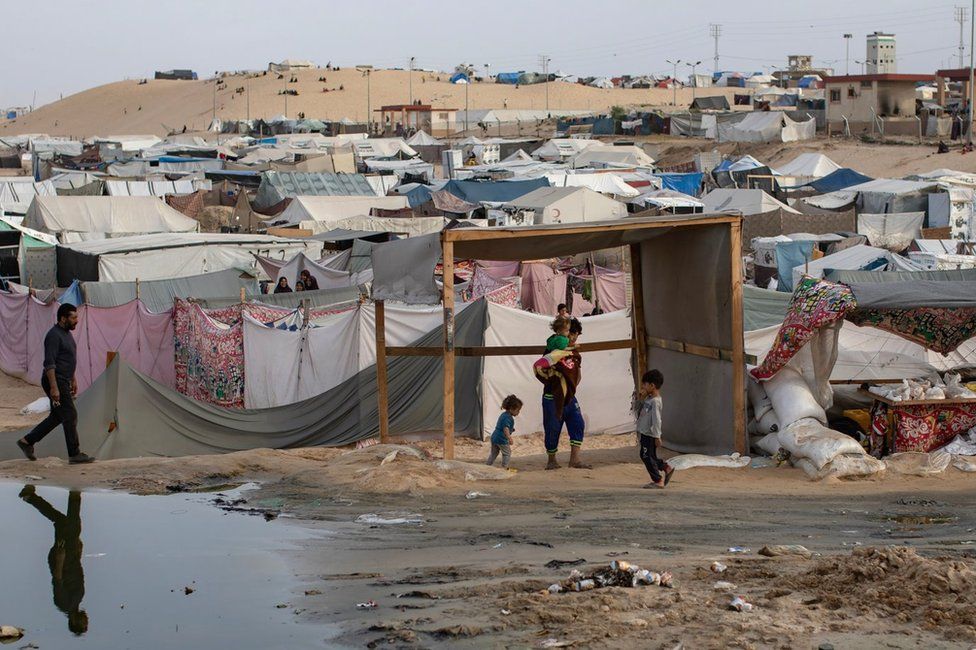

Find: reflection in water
[19,485,88,635]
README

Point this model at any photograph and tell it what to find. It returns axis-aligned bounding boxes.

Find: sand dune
[0,67,744,138]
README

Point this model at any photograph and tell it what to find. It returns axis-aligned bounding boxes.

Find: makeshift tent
[718,112,816,143]
[406,131,443,146]
[56,233,324,284]
[507,187,628,224]
[653,172,704,196]
[571,145,655,169]
[24,196,199,243]
[253,171,378,209]
[632,189,704,211]
[79,269,261,312]
[270,195,411,227]
[104,179,205,197]
[743,285,790,331]
[543,172,640,197]
[440,178,549,205]
[255,251,371,288]
[789,244,894,289]
[857,212,925,251]
[702,188,800,216]
[806,179,939,213]
[805,168,873,193]
[690,96,730,110]
[715,155,766,173]
[0,180,56,215]
[774,153,842,181]
[531,138,602,161]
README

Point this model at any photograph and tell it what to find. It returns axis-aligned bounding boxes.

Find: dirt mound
[787,546,976,640]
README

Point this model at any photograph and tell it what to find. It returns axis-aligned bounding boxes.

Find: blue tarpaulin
[653,173,704,197]
[441,178,549,204]
[404,184,434,208]
[450,72,470,84]
[495,72,521,84]
[806,168,873,193]
[775,241,815,293]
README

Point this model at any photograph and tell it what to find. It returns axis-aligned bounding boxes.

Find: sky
[2,0,969,107]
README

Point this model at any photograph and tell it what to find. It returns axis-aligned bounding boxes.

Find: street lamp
[356,66,372,133]
[409,56,416,105]
[464,63,470,132]
[666,59,682,105]
[854,59,866,75]
[686,60,702,100]
[843,33,852,76]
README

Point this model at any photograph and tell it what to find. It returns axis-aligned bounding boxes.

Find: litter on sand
[465,491,491,499]
[356,600,377,609]
[710,561,727,573]
[727,547,751,554]
[713,581,737,591]
[758,544,813,559]
[729,595,754,612]
[545,561,673,594]
[355,513,424,525]
[0,625,24,640]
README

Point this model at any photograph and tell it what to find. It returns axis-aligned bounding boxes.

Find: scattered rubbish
[304,589,321,596]
[727,547,751,554]
[758,544,813,559]
[750,457,775,469]
[544,558,586,569]
[183,585,195,595]
[492,543,505,549]
[713,581,737,591]
[397,591,439,600]
[501,609,511,615]
[605,551,629,558]
[465,491,491,499]
[729,595,753,612]
[355,513,424,525]
[668,452,751,471]
[23,475,42,481]
[20,396,50,415]
[538,639,574,648]
[275,603,288,609]
[0,626,23,641]
[818,643,834,650]
[356,600,378,609]
[710,561,727,573]
[547,561,673,594]
[380,450,399,466]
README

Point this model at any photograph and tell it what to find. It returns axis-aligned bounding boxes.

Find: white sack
[755,432,781,456]
[778,418,865,470]
[884,451,952,476]
[668,453,751,471]
[796,454,886,480]
[746,375,773,421]
[763,365,827,427]
[952,455,976,472]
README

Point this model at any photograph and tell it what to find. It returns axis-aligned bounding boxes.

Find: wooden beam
[629,243,647,387]
[729,220,747,455]
[375,300,390,444]
[386,339,635,358]
[442,239,455,460]
[645,336,734,362]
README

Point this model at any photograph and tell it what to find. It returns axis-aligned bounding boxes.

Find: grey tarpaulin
[847,281,976,309]
[350,238,377,274]
[1,300,487,460]
[371,233,440,304]
[826,267,976,284]
[743,284,790,331]
[80,269,261,313]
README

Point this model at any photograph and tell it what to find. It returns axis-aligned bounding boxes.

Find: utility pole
[357,66,373,133]
[464,64,470,132]
[843,33,852,75]
[212,73,217,122]
[686,61,701,100]
[409,56,415,105]
[969,0,974,145]
[710,24,722,73]
[246,76,250,122]
[958,6,969,68]
[666,59,681,105]
[539,54,551,116]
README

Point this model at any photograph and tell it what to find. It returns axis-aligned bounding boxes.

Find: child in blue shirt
[486,395,522,471]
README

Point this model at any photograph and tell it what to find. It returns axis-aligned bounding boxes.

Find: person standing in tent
[535,318,590,470]
[274,277,293,294]
[300,270,319,292]
[16,304,94,464]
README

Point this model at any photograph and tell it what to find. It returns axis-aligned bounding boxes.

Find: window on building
[860,80,872,88]
[830,89,841,102]
[848,87,857,98]
[438,112,449,120]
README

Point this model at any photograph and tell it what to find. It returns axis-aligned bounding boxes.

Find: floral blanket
[846,306,976,355]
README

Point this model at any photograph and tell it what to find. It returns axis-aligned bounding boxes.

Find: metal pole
[367,70,371,134]
[246,76,250,122]
[545,57,550,116]
[844,34,851,75]
[212,75,217,122]
[970,0,975,146]
[464,75,469,132]
[409,57,414,105]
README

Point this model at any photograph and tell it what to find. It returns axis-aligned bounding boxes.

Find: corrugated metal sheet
[254,172,377,208]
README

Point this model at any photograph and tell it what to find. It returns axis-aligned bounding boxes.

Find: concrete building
[823,73,930,135]
[375,104,457,137]
[774,55,833,88]
[866,32,897,74]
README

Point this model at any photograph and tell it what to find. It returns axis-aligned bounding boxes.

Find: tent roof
[406,130,444,146]
[24,196,198,235]
[690,96,730,110]
[774,153,842,179]
[635,189,705,209]
[272,195,411,226]
[508,186,596,209]
[544,171,640,197]
[254,171,378,208]
[701,188,800,215]
[441,178,550,204]
[805,167,873,193]
[571,145,655,169]
[793,244,892,280]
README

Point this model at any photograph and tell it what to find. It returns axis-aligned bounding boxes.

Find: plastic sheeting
[24,196,198,239]
[481,303,634,440]
[371,234,441,305]
[856,212,924,252]
[519,263,568,314]
[256,252,370,289]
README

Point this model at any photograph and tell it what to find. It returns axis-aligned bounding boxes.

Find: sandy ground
[0,68,746,138]
[3,421,976,648]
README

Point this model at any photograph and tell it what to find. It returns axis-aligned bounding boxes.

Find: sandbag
[754,432,781,456]
[795,454,885,480]
[778,418,865,470]
[668,453,751,471]
[952,455,976,472]
[884,451,951,476]
[747,376,773,422]
[756,409,780,435]
[763,366,827,428]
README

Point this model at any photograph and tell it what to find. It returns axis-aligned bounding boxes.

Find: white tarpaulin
[255,251,370,288]
[774,153,841,180]
[544,172,640,197]
[571,145,655,169]
[406,131,444,146]
[701,188,800,215]
[243,309,360,408]
[856,212,925,252]
[482,303,634,438]
[273,195,411,227]
[718,112,815,143]
[24,196,199,240]
[791,244,892,288]
[0,180,56,215]
[357,302,455,370]
[299,215,463,238]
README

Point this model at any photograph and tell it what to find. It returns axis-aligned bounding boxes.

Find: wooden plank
[386,346,444,357]
[442,239,455,460]
[729,220,747,455]
[375,300,390,444]
[629,243,647,387]
[267,226,312,238]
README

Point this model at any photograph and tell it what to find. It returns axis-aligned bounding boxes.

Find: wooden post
[588,253,600,312]
[135,278,141,301]
[240,287,246,303]
[628,243,647,387]
[375,300,390,443]
[106,351,116,368]
[442,239,456,460]
[729,221,747,455]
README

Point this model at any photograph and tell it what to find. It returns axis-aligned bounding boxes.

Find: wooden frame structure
[374,214,746,459]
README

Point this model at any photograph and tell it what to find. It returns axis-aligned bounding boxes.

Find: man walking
[16,304,94,464]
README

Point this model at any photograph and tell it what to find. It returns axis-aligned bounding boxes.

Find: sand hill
[0,68,744,138]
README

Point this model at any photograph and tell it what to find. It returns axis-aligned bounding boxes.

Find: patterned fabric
[846,307,976,355]
[751,276,857,380]
[484,281,521,308]
[534,348,582,421]
[173,300,245,408]
[165,191,206,219]
[868,399,976,455]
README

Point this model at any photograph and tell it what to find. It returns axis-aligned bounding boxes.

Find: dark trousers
[24,375,80,457]
[639,435,666,482]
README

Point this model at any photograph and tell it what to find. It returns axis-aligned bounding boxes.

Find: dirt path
[2,438,976,648]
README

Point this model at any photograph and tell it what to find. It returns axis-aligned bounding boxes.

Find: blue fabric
[495,72,520,84]
[654,173,704,197]
[775,241,816,293]
[441,178,549,204]
[403,184,434,208]
[450,72,469,84]
[714,159,732,172]
[543,396,585,452]
[59,281,83,308]
[491,412,515,445]
[806,168,873,193]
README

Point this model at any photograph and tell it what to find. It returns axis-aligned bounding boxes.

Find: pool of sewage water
[0,481,337,649]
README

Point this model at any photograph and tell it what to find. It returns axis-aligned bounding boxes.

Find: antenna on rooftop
[710,24,722,73]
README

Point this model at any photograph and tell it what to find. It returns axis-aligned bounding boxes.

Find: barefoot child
[636,370,674,489]
[486,395,522,470]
